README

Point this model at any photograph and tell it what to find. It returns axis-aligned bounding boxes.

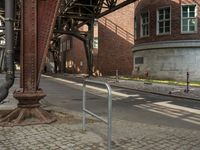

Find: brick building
[51,2,135,76]
[133,0,200,81]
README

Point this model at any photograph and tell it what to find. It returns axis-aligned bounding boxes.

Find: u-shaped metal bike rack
[82,79,112,150]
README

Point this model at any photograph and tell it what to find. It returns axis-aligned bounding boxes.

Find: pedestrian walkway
[94,76,200,101]
[45,73,200,101]
[0,113,200,150]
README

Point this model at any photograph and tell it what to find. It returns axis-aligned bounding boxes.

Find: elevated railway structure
[0,0,136,126]
[54,0,136,75]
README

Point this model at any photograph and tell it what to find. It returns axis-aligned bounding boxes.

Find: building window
[157,7,171,35]
[181,5,197,33]
[93,20,98,49]
[140,11,149,37]
[93,37,98,49]
[135,57,144,64]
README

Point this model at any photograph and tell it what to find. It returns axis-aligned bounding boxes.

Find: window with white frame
[141,11,149,37]
[157,7,171,34]
[93,20,98,49]
[181,5,197,33]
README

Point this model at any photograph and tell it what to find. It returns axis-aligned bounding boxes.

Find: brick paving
[0,123,105,150]
[99,120,200,150]
[0,117,199,150]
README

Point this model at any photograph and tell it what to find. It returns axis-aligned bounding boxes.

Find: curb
[42,74,200,102]
[109,83,200,102]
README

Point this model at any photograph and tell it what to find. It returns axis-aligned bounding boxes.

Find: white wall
[133,40,200,81]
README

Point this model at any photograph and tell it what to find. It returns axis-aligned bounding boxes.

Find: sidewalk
[1,108,200,150]
[48,73,200,101]
[94,77,200,101]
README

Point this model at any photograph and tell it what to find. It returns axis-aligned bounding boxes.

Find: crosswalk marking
[154,101,200,115]
[135,101,200,125]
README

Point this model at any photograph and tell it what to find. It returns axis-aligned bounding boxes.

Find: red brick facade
[132,0,200,81]
[65,36,88,74]
[65,3,134,76]
[134,0,200,45]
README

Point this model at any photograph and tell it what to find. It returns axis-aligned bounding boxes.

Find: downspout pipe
[0,0,15,102]
[0,41,6,73]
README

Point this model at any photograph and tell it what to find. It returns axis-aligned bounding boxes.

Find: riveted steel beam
[53,0,137,76]
[97,0,136,18]
[0,0,60,126]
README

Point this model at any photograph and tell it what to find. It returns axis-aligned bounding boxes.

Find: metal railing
[98,17,134,44]
[82,79,112,150]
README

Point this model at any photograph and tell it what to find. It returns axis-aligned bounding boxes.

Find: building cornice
[132,40,200,52]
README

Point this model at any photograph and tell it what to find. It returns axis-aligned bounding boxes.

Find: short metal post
[108,85,112,150]
[116,69,119,82]
[186,72,189,93]
[82,83,86,131]
[145,71,148,78]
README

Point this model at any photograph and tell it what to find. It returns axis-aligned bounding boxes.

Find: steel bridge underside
[0,0,136,126]
[55,0,136,75]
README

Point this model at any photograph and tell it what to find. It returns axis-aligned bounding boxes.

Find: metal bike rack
[82,79,112,150]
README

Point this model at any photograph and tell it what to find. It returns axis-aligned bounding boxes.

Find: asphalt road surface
[41,75,200,130]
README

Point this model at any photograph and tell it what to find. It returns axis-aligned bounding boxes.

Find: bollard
[116,69,119,83]
[185,72,189,93]
[145,71,148,78]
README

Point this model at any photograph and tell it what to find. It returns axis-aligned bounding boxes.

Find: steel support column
[0,0,60,126]
[84,21,94,76]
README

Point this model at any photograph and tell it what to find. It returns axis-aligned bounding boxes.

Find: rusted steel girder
[0,0,60,126]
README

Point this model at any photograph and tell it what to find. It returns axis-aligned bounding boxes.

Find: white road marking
[154,101,200,115]
[43,75,141,98]
[135,101,200,125]
[182,119,200,125]
[135,97,145,100]
[135,105,176,118]
[43,75,200,125]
